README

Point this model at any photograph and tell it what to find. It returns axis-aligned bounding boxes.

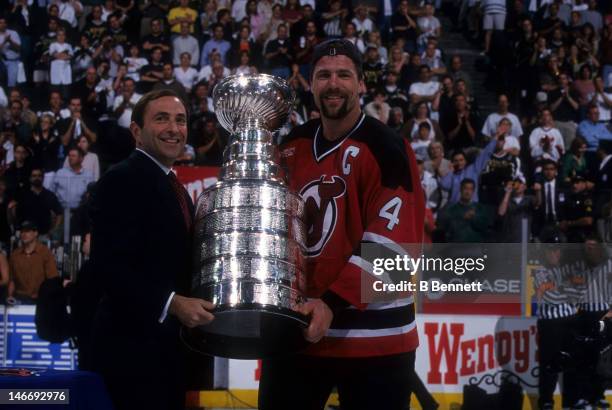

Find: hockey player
[258,39,426,410]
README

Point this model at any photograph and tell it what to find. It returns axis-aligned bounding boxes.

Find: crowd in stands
[0,0,608,273]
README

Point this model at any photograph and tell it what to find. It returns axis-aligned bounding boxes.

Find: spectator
[343,22,365,54]
[55,96,97,144]
[391,0,418,52]
[139,46,165,92]
[437,179,492,242]
[559,175,594,242]
[362,46,385,93]
[417,154,440,212]
[5,100,33,143]
[7,221,59,304]
[201,23,231,67]
[425,141,451,177]
[410,122,433,160]
[533,159,564,237]
[572,64,596,113]
[197,51,231,83]
[124,45,149,82]
[174,53,199,93]
[13,168,63,239]
[592,75,611,122]
[401,101,443,142]
[382,71,409,115]
[73,34,94,82]
[0,16,22,88]
[152,63,189,104]
[421,40,446,77]
[50,147,94,210]
[364,88,391,124]
[191,116,226,167]
[560,136,589,186]
[322,0,348,39]
[4,144,31,198]
[416,4,441,52]
[264,24,294,78]
[167,0,197,34]
[548,72,580,147]
[438,135,503,204]
[409,65,441,120]
[28,114,61,173]
[481,0,506,55]
[441,93,480,154]
[529,108,565,164]
[576,104,612,153]
[38,91,70,123]
[230,25,262,68]
[233,51,259,76]
[71,67,107,120]
[63,136,100,182]
[352,5,374,39]
[246,0,266,41]
[448,55,473,94]
[141,18,170,59]
[112,78,141,129]
[479,119,523,207]
[497,176,535,242]
[481,94,524,153]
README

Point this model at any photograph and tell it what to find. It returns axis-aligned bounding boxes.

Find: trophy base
[182,305,309,359]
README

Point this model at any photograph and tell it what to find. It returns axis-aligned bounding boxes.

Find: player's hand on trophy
[169,294,215,328]
[297,299,333,343]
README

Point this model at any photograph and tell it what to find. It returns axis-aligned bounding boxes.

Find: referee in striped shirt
[571,234,611,410]
[534,228,579,410]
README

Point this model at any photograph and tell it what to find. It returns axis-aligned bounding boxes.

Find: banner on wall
[0,305,75,370]
[226,314,540,395]
[175,166,221,203]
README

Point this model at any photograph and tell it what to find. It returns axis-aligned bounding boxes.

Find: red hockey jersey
[280,114,425,358]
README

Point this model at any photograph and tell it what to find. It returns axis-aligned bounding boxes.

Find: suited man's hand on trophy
[169,294,215,328]
[295,299,333,343]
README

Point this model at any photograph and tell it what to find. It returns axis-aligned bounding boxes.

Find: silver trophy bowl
[186,74,309,359]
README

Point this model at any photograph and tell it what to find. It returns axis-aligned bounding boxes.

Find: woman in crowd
[401,101,444,142]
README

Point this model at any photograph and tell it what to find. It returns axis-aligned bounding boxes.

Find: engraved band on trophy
[185,74,309,359]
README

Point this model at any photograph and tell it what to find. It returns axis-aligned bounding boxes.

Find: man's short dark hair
[311,39,363,80]
[460,178,475,189]
[452,150,466,160]
[131,89,188,128]
[541,159,558,169]
[418,122,431,130]
[68,147,85,157]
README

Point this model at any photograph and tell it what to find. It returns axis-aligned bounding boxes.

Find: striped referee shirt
[533,264,578,319]
[571,258,611,312]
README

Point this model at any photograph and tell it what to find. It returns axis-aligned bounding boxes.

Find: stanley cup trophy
[185,74,309,359]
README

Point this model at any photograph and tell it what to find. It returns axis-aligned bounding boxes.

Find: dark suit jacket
[532,180,567,237]
[595,158,612,217]
[89,150,193,410]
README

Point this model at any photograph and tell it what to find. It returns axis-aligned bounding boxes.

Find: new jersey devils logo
[300,175,346,257]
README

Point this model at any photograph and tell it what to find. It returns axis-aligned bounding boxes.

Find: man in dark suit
[533,159,567,239]
[89,89,215,410]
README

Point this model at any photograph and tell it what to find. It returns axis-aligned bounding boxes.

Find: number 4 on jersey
[379,197,402,230]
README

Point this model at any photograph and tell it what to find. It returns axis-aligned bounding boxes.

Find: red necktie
[168,171,193,231]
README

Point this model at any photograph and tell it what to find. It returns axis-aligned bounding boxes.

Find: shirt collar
[136,148,172,175]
